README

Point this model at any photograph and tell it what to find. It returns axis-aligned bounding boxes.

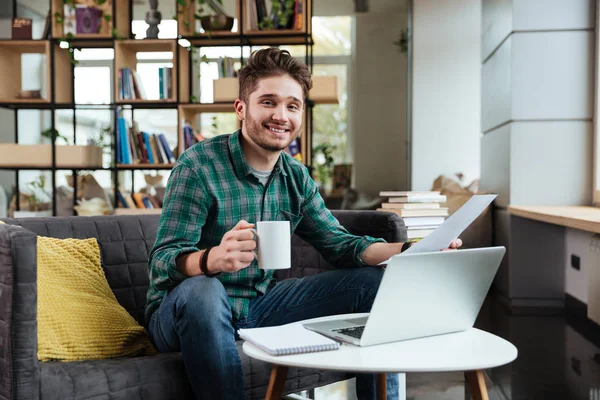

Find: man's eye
[262,100,274,106]
[289,105,299,110]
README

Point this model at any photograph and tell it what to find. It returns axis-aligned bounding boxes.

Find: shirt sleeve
[294,171,386,268]
[148,162,210,291]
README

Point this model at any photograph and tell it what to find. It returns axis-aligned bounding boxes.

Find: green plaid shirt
[145,131,385,324]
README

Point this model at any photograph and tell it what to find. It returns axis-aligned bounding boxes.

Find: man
[146,48,461,400]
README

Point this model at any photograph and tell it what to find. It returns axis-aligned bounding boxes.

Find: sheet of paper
[379,194,497,264]
[404,194,497,254]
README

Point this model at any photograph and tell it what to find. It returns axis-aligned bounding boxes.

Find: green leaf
[112,28,125,39]
[97,0,107,5]
[103,15,111,22]
[184,20,190,29]
[177,0,186,6]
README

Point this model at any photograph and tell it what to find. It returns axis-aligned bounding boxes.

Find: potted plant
[313,142,336,195]
[13,175,52,218]
[258,0,296,31]
[197,0,234,32]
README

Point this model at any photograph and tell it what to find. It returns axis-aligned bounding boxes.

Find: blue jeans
[147,267,399,400]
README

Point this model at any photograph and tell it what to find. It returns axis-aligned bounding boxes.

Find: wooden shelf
[179,103,236,114]
[52,0,111,38]
[115,100,177,106]
[178,0,241,37]
[508,205,600,234]
[178,103,237,155]
[241,0,312,40]
[0,41,73,103]
[1,98,50,104]
[115,39,177,103]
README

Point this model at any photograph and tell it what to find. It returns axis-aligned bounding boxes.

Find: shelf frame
[4,0,316,216]
[114,39,178,103]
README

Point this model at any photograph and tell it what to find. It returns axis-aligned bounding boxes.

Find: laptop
[303,246,505,347]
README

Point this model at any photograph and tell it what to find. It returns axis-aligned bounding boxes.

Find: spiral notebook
[238,324,341,356]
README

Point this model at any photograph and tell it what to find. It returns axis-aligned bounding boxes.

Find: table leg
[465,370,489,400]
[265,365,289,400]
[376,373,387,400]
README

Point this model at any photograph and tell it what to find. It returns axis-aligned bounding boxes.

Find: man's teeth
[268,126,286,133]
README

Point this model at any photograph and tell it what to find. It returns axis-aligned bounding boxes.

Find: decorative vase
[145,0,162,39]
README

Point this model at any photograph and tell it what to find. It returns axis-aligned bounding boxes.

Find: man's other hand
[208,220,257,274]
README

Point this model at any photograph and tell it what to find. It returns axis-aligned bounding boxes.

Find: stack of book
[116,189,164,211]
[377,191,448,240]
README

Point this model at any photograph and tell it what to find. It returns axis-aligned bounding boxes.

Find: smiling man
[145,48,461,400]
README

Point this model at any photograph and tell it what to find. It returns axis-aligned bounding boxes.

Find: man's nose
[272,105,290,122]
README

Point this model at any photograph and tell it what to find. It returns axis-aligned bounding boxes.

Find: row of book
[117,117,176,165]
[248,0,305,31]
[116,190,164,210]
[377,191,448,240]
[119,68,147,101]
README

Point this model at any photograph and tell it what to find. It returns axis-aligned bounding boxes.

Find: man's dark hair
[238,48,312,102]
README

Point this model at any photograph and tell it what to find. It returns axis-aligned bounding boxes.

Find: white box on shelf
[213,78,239,102]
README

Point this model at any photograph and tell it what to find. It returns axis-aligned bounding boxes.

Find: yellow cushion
[0,221,5,224]
[37,236,156,361]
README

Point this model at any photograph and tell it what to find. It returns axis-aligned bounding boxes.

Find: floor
[300,293,600,400]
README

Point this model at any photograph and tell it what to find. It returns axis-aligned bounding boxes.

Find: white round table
[242,314,518,400]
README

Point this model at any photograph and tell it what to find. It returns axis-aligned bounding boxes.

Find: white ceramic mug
[251,221,291,270]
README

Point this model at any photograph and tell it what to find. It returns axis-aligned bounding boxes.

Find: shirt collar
[228,130,288,179]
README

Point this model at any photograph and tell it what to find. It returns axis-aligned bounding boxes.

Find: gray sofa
[0,210,406,400]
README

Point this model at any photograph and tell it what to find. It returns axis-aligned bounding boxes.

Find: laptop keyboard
[333,326,365,339]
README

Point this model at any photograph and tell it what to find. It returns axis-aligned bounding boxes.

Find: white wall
[411,0,481,191]
[352,10,408,196]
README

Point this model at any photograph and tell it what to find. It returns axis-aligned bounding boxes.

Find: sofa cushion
[40,342,351,400]
[37,236,156,361]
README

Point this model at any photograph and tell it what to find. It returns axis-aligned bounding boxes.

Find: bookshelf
[0,0,333,216]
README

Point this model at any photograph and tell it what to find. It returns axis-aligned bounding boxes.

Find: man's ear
[234,99,245,121]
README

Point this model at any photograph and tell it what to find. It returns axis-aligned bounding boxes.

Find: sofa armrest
[330,210,407,243]
[0,223,40,400]
[279,210,407,280]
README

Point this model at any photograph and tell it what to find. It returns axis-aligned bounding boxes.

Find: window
[297,17,353,188]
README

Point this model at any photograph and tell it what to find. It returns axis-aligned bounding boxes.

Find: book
[379,191,440,197]
[388,195,447,203]
[12,18,32,39]
[238,324,340,356]
[401,216,446,227]
[376,208,449,217]
[380,202,441,210]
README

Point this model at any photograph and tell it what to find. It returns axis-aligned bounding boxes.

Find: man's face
[240,74,304,153]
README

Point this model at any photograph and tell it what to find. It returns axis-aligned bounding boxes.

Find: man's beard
[244,110,300,152]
